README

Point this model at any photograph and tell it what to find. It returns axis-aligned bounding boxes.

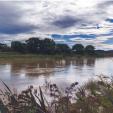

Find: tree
[0,43,11,52]
[26,37,56,54]
[72,44,84,54]
[55,44,71,54]
[40,38,56,54]
[26,37,41,53]
[85,45,95,54]
[11,41,26,53]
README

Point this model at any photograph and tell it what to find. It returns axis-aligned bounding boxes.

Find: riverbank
[0,52,112,60]
[0,75,113,113]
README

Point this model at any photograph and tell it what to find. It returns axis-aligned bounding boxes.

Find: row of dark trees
[0,37,95,55]
[72,44,95,54]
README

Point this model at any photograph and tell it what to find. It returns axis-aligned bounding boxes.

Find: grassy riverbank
[0,52,112,60]
[0,52,94,62]
[0,52,69,61]
[1,75,113,113]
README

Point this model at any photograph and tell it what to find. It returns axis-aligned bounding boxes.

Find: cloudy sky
[1,0,113,49]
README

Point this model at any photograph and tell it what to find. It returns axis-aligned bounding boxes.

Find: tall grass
[1,75,113,113]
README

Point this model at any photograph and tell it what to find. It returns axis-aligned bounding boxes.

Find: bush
[1,75,113,113]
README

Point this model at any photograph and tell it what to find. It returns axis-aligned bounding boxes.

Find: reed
[1,75,113,113]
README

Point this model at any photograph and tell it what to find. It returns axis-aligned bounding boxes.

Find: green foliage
[0,43,11,52]
[85,45,95,54]
[40,38,56,54]
[0,100,9,113]
[55,44,71,54]
[11,41,26,53]
[1,75,113,113]
[72,44,84,54]
[0,37,97,55]
[26,37,41,53]
[26,37,56,54]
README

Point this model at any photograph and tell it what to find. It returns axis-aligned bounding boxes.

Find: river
[0,57,113,91]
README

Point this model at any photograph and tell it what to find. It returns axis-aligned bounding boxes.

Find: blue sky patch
[106,18,113,23]
[103,38,113,44]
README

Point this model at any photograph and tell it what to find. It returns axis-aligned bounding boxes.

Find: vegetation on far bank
[1,75,113,113]
[0,37,113,57]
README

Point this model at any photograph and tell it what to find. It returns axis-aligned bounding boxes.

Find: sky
[0,0,113,50]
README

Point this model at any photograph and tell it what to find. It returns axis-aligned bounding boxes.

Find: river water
[0,57,113,91]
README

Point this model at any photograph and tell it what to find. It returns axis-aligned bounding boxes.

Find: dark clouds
[0,2,36,34]
[0,0,113,49]
[98,1,113,8]
[52,16,82,28]
[0,24,36,34]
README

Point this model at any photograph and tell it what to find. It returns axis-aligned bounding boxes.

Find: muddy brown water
[0,57,113,92]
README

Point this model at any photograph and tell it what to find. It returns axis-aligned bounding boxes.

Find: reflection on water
[0,57,113,91]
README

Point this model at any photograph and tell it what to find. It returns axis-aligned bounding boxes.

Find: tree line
[0,37,95,55]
